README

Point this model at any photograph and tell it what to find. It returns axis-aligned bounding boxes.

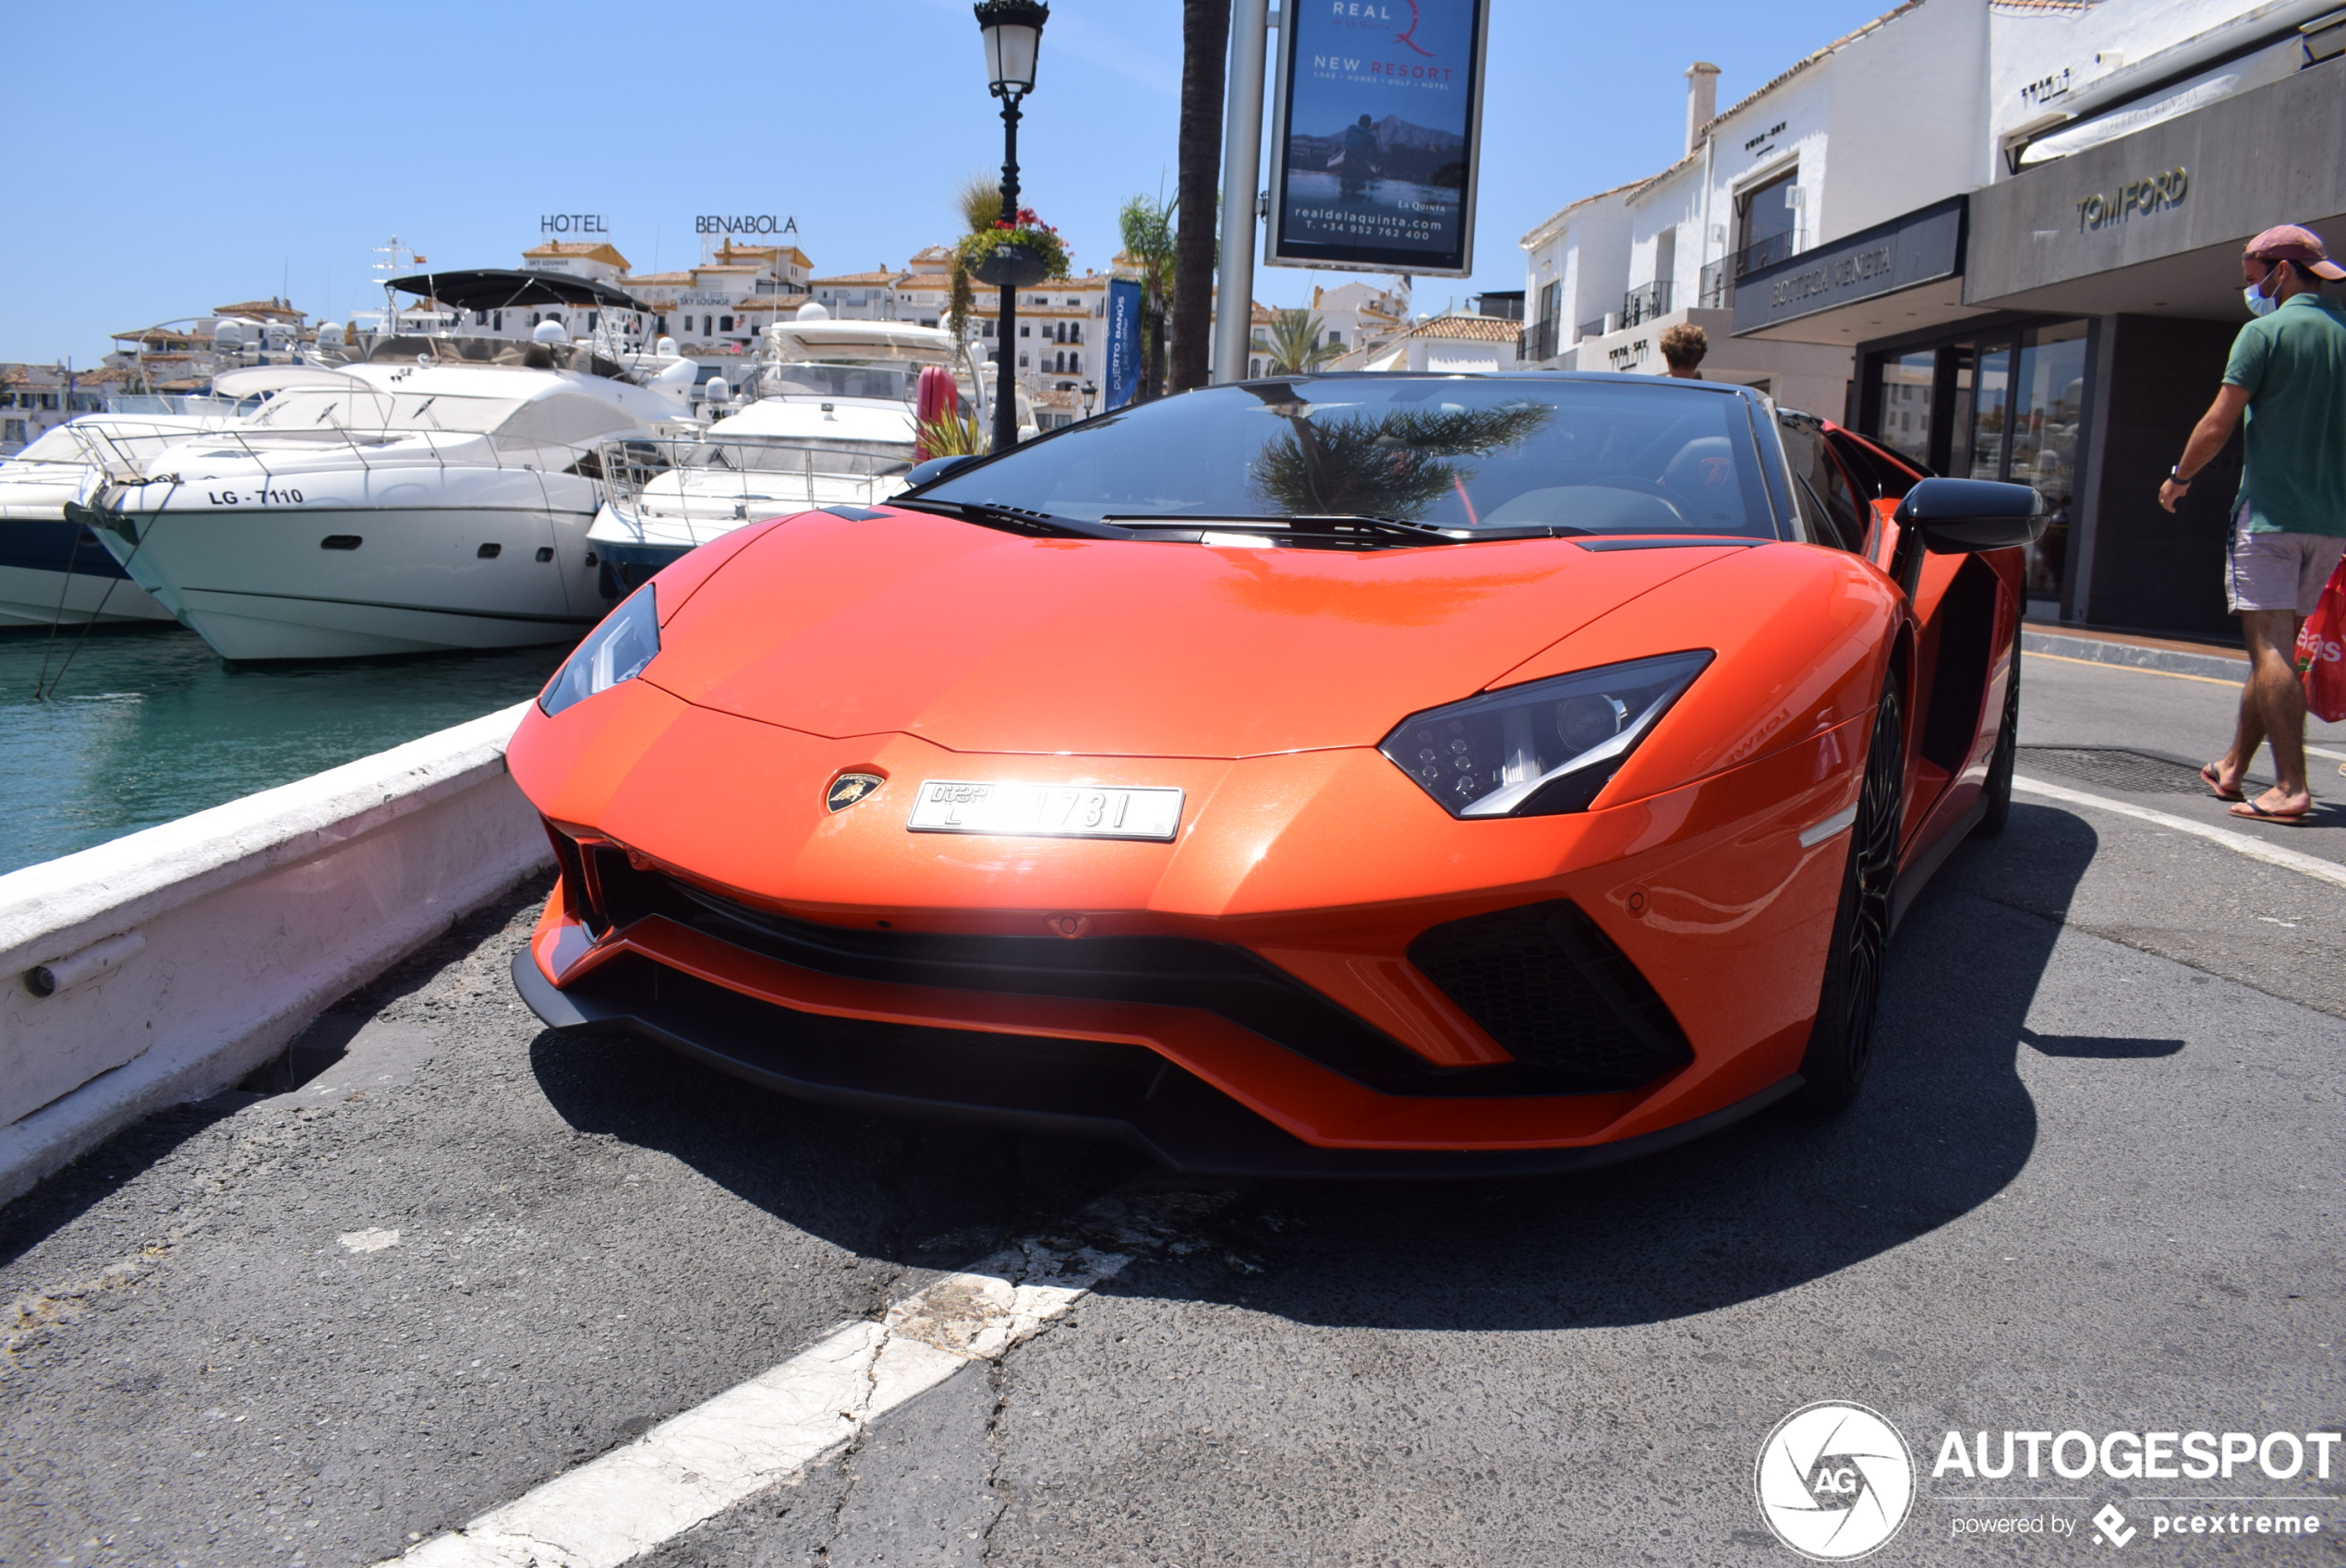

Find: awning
[386,269,642,312]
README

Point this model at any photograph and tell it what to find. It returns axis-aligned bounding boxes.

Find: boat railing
[597,437,915,533]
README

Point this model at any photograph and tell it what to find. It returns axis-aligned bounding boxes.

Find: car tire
[1787,672,1904,1116]
[1975,627,2021,838]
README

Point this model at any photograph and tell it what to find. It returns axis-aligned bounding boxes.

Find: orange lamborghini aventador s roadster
[507,374,2044,1174]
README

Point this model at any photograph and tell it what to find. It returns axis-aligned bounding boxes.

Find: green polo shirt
[2222,291,2346,537]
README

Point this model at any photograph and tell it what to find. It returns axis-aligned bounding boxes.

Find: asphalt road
[4,649,2341,1568]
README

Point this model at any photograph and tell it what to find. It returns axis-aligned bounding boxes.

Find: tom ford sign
[1733,196,1965,335]
[2074,167,2187,231]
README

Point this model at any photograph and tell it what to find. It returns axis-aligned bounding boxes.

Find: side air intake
[1407,901,1693,1091]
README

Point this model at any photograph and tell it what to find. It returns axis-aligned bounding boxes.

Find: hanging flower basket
[956,209,1070,291]
[973,243,1051,288]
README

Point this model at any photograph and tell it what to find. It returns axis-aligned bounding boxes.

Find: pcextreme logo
[1756,1402,1917,1560]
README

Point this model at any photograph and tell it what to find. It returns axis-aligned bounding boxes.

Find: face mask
[2245,264,2281,317]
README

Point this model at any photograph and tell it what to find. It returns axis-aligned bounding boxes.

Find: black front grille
[1406,902,1692,1092]
[564,850,1614,1097]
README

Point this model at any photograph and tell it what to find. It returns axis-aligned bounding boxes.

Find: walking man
[2159,225,2346,823]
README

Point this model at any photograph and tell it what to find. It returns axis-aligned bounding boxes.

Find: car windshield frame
[907,373,1795,547]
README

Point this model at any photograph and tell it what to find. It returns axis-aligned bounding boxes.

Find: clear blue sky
[0,0,1897,364]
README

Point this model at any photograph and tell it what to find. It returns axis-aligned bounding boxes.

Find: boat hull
[91,478,605,659]
[0,520,174,629]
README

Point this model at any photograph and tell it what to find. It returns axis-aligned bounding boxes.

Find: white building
[0,366,113,452]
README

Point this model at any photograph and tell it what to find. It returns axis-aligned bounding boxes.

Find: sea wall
[0,701,550,1206]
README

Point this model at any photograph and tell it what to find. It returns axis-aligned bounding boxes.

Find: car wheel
[1788,673,1904,1116]
[1975,629,2021,837]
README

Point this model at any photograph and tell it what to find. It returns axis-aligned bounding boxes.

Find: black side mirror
[1895,476,2046,553]
[902,453,984,491]
[1887,477,2045,596]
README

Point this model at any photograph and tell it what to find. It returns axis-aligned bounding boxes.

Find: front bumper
[511,946,1800,1176]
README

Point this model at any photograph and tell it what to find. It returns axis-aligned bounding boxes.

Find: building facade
[1732,0,2342,630]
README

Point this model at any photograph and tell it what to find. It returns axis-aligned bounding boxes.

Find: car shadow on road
[520,803,2100,1333]
[1119,801,2103,1332]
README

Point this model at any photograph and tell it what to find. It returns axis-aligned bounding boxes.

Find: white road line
[2307,743,2346,763]
[2013,775,2346,890]
[386,1239,1131,1567]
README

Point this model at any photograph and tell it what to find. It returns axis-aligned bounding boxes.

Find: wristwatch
[2169,465,2192,486]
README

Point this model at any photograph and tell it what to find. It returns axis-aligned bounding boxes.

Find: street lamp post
[1080,378,1097,418]
[975,1,1047,453]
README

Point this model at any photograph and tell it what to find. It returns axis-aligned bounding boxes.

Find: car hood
[646,508,1742,757]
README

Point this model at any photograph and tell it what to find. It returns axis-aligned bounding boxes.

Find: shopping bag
[2300,557,2346,723]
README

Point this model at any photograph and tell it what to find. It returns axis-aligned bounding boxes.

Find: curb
[0,703,549,1210]
[2022,630,2245,683]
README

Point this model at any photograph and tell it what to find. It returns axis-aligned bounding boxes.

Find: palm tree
[1170,0,1229,392]
[1118,193,1175,402]
[1263,309,1342,376]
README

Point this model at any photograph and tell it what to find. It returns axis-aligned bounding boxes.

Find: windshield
[243,389,523,434]
[765,362,919,402]
[917,377,1784,537]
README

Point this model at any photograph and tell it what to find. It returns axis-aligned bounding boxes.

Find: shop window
[2009,322,2089,600]
[1869,351,1935,471]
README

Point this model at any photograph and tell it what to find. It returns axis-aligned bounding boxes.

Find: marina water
[0,626,559,874]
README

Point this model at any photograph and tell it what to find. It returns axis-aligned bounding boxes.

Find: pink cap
[2244,224,2346,281]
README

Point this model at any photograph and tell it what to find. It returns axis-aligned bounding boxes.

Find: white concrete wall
[1821,0,1992,236]
[1988,0,2262,146]
[0,702,551,1205]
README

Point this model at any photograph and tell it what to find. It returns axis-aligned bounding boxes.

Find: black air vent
[1407,901,1692,1091]
[320,535,362,550]
[477,542,502,559]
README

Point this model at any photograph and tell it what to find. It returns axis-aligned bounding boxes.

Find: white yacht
[82,271,696,660]
[0,412,244,629]
[586,306,1024,596]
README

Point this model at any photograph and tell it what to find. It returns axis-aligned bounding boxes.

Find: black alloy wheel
[1976,624,2022,837]
[1788,672,1905,1115]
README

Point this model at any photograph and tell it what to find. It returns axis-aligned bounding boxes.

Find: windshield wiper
[889,497,1135,541]
[1102,513,1577,548]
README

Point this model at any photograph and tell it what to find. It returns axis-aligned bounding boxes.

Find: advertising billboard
[1264,0,1491,278]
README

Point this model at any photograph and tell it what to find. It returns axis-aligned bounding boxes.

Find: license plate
[905,780,1184,841]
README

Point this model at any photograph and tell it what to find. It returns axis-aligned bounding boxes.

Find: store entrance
[1861,320,2087,616]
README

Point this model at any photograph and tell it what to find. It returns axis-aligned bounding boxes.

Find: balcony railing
[1525,317,1561,364]
[1698,259,1732,309]
[1577,315,1610,344]
[1620,280,1675,329]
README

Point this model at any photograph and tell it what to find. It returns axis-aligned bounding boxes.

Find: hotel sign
[540,213,609,235]
[1733,197,1965,335]
[697,214,798,235]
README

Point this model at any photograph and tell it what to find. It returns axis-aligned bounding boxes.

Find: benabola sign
[696,215,798,235]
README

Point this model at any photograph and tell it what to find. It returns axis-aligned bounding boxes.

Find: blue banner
[1105,277,1143,410]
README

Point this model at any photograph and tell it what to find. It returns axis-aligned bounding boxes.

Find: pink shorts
[2226,502,2345,616]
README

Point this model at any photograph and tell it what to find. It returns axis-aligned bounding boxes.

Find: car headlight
[539,585,659,718]
[1378,650,1713,817]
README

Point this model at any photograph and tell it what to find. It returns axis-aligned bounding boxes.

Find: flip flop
[2200,763,2245,802]
[2229,799,2314,825]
